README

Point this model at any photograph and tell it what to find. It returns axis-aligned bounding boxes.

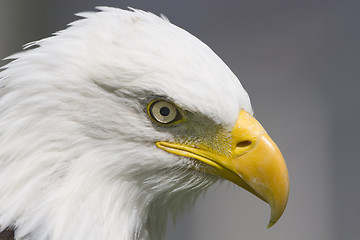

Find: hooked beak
[156,110,289,227]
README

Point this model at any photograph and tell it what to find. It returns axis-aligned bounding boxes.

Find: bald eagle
[0,7,289,240]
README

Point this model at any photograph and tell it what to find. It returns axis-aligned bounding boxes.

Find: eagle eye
[147,100,182,124]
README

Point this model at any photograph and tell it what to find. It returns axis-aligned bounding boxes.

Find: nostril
[236,140,252,148]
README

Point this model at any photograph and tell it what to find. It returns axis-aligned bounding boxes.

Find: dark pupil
[160,107,170,116]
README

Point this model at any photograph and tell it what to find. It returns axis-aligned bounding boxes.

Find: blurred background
[1,0,359,239]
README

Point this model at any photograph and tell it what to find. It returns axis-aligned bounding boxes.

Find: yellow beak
[156,110,289,227]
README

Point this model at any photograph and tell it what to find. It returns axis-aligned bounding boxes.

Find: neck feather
[0,148,216,240]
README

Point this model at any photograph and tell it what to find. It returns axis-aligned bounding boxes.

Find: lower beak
[156,111,289,227]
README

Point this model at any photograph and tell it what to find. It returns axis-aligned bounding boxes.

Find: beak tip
[266,196,288,229]
[267,221,275,229]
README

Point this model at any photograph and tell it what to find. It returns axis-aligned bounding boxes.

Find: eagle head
[0,7,289,240]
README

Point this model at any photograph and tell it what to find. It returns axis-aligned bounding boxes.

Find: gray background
[1,1,359,240]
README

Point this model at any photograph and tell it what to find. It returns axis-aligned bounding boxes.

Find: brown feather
[0,229,14,240]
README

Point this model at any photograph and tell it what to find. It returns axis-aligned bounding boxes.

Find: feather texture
[0,7,251,240]
[0,229,14,240]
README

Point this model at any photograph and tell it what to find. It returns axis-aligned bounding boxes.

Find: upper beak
[156,110,289,227]
[231,111,289,227]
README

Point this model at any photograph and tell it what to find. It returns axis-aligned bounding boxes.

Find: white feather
[0,7,252,240]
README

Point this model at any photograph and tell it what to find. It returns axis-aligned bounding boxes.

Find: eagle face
[0,7,288,240]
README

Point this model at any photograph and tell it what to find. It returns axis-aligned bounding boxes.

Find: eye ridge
[147,100,183,125]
